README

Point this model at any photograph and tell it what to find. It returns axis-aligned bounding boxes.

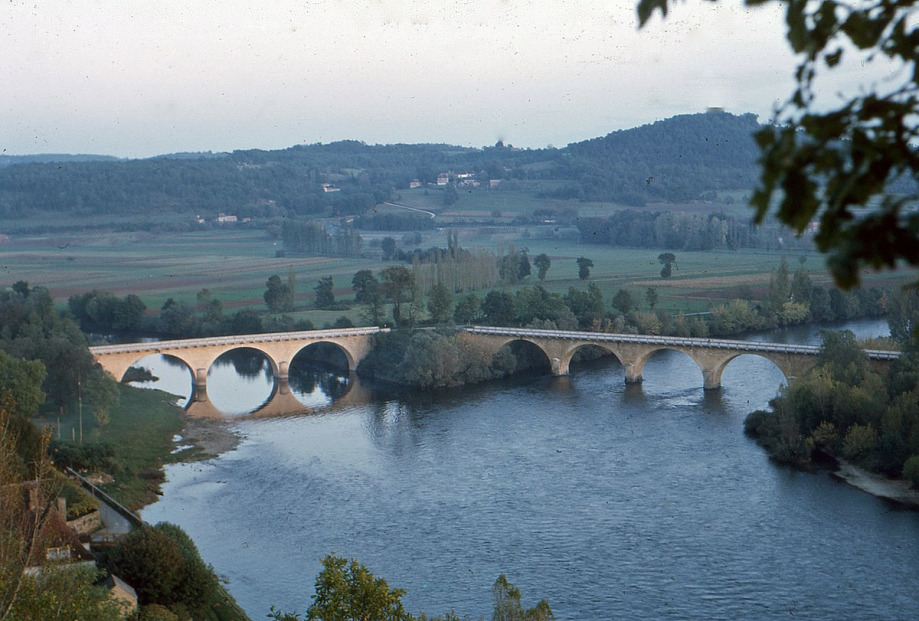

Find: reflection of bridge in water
[91,325,899,417]
[184,373,374,419]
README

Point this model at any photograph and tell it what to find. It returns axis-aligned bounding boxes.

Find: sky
[0,0,888,158]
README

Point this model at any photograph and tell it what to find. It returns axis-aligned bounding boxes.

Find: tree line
[577,209,814,253]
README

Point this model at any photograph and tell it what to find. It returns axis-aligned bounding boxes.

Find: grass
[34,384,189,510]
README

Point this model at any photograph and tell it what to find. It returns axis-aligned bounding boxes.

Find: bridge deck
[89,326,386,355]
[465,326,900,360]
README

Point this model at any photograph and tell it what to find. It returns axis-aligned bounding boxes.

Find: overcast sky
[0,0,884,158]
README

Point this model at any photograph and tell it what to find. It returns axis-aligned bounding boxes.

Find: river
[138,319,919,620]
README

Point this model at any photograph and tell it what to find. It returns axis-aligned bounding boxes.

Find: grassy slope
[35,384,187,510]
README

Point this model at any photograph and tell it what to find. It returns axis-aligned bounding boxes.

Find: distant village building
[217,214,238,223]
[409,179,423,189]
[321,183,341,193]
[436,174,450,186]
[490,179,502,188]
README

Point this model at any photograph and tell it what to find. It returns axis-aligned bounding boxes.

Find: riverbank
[833,461,919,509]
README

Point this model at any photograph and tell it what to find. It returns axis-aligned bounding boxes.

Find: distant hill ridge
[0,153,122,167]
[0,112,763,218]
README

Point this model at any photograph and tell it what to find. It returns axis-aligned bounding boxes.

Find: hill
[0,112,763,222]
[548,111,761,204]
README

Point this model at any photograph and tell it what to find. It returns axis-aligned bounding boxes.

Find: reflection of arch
[185,372,369,419]
[210,347,277,381]
[124,353,195,384]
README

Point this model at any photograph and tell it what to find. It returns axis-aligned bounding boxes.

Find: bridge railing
[464,325,901,360]
[89,326,389,355]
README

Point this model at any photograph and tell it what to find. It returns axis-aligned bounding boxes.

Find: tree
[443,183,459,206]
[491,575,554,621]
[454,292,481,324]
[517,252,532,281]
[0,350,45,419]
[638,0,919,289]
[159,298,197,335]
[657,252,676,279]
[534,253,551,281]
[315,276,336,309]
[482,290,517,326]
[427,282,454,325]
[268,555,413,621]
[645,287,659,310]
[353,270,385,325]
[380,266,415,327]
[576,257,593,280]
[195,288,212,313]
[352,270,379,304]
[381,237,397,260]
[228,308,263,334]
[101,523,216,611]
[265,275,294,313]
[612,289,637,315]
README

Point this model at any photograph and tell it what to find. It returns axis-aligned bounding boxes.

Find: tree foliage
[639,0,919,288]
[0,284,117,416]
[100,523,217,611]
[265,275,295,314]
[315,277,336,310]
[575,257,593,280]
[533,254,551,281]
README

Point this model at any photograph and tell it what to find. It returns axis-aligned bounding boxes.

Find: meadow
[2,195,912,328]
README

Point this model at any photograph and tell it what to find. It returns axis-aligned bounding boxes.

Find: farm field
[2,223,912,325]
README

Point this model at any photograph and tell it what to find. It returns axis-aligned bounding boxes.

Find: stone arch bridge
[464,326,899,389]
[90,325,899,416]
[89,327,387,391]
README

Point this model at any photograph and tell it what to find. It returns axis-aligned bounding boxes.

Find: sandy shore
[180,416,243,458]
[833,461,919,509]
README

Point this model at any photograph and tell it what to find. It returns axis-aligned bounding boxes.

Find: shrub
[842,424,879,463]
[903,455,919,488]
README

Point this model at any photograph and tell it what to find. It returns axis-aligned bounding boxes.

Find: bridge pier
[623,362,642,384]
[276,360,289,382]
[191,381,209,404]
[550,358,568,376]
[702,368,720,391]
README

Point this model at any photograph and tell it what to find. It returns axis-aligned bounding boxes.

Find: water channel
[137,320,919,620]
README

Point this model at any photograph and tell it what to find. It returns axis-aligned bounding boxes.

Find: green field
[2,216,914,324]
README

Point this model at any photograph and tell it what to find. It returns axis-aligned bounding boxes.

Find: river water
[138,320,919,620]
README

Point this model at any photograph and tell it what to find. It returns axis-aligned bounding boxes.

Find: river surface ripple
[141,320,919,620]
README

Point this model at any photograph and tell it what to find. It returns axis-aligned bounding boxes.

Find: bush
[903,455,919,488]
[101,523,217,610]
[842,424,879,463]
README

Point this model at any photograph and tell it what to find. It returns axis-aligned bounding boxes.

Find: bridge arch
[290,341,355,373]
[561,343,623,375]
[709,352,797,389]
[630,346,710,387]
[209,346,281,381]
[498,338,554,373]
